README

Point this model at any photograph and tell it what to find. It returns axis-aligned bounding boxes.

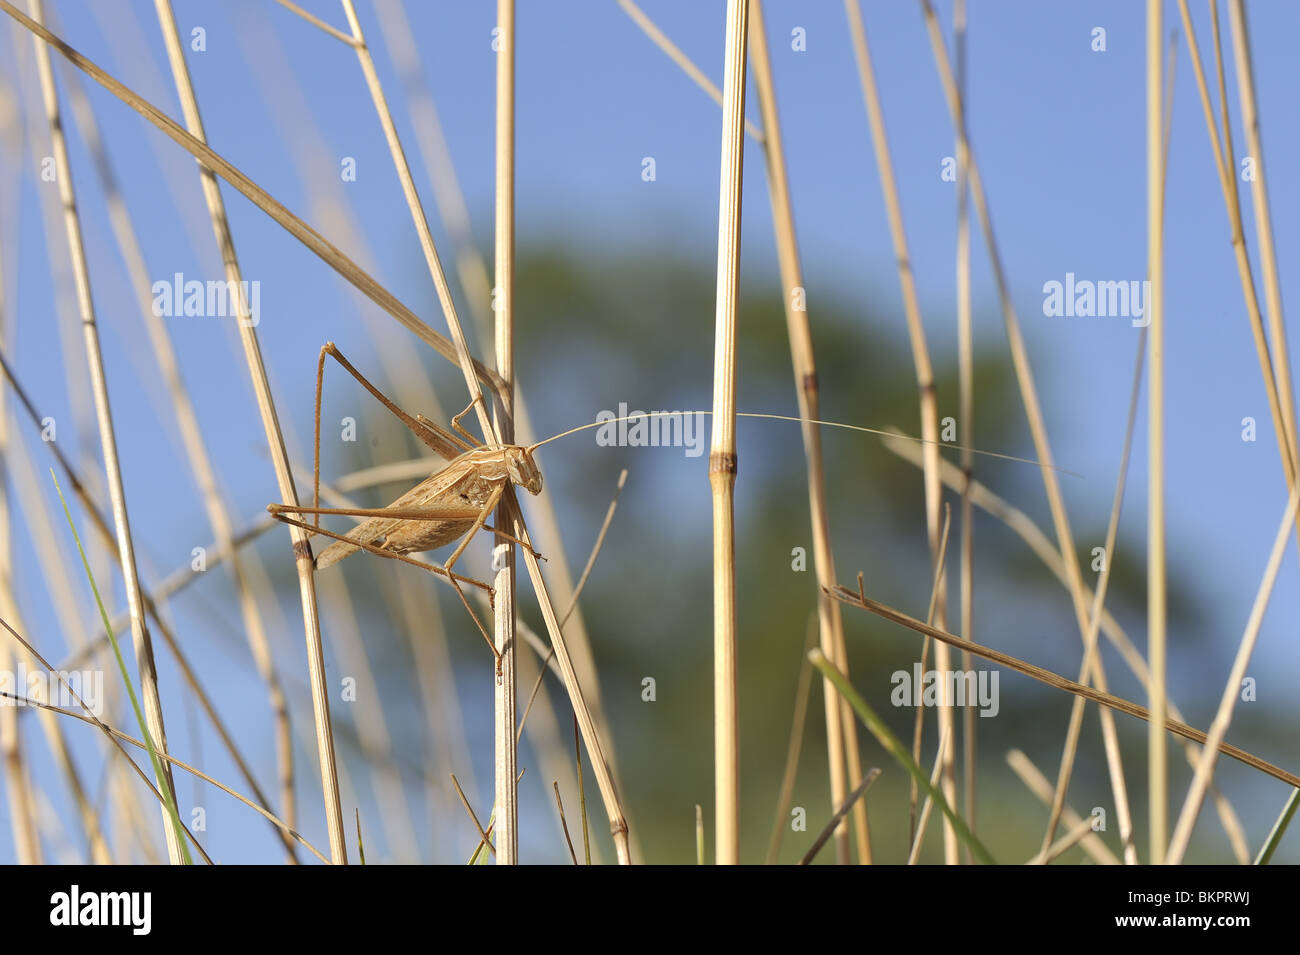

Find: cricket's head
[505,446,543,495]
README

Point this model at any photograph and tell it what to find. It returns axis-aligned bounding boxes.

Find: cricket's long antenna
[529,411,1082,478]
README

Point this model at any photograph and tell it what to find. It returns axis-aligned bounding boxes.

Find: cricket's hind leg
[267,508,491,593]
[313,343,474,523]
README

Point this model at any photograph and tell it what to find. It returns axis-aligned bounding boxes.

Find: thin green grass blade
[696,804,705,864]
[355,808,367,865]
[810,648,996,865]
[1255,788,1299,864]
[467,808,496,865]
[52,470,192,864]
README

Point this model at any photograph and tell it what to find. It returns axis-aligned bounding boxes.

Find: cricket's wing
[314,515,403,570]
[314,472,450,570]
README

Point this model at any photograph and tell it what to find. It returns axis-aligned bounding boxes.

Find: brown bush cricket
[267,342,543,671]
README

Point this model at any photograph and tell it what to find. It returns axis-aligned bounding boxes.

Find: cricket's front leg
[440,483,509,678]
[450,395,489,447]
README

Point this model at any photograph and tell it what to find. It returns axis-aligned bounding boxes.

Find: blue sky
[1,0,1297,862]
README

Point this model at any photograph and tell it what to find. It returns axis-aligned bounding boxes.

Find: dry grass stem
[707,0,749,865]
[918,0,1135,858]
[1166,487,1300,863]
[750,0,866,864]
[846,0,954,861]
[1145,0,1168,863]
[1005,750,1120,865]
[29,0,182,862]
[828,585,1300,789]
[490,0,520,864]
[150,0,345,861]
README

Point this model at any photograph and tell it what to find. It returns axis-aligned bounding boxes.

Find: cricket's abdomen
[314,466,500,569]
[378,517,476,555]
